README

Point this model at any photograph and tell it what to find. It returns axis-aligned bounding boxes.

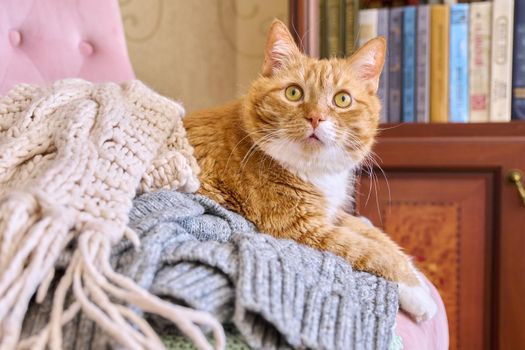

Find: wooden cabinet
[355,123,525,350]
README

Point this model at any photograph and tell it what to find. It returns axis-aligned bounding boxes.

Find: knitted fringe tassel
[0,193,225,350]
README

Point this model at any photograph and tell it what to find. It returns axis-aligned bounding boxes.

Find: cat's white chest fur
[263,138,353,219]
[301,169,351,219]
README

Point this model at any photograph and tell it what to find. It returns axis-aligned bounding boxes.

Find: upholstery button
[8,30,22,46]
[79,41,94,56]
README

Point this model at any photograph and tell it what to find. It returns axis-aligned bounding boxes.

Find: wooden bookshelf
[377,120,525,136]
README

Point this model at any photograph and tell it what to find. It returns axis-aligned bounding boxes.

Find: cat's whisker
[227,128,280,170]
[376,123,404,132]
[253,134,283,174]
[361,151,390,225]
[239,137,270,171]
[340,132,363,159]
[371,164,383,226]
[339,130,363,149]
[242,145,273,174]
[368,151,391,206]
[238,131,281,174]
[342,133,362,146]
[226,127,280,169]
[362,158,375,208]
[256,137,288,176]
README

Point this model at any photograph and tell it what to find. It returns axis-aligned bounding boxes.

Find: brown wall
[120,0,287,112]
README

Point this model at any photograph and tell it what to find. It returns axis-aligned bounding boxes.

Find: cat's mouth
[306,133,323,144]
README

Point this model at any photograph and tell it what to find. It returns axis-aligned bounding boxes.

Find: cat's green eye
[333,91,352,108]
[285,85,303,102]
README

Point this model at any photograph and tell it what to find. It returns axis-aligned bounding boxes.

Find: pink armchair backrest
[0,0,135,94]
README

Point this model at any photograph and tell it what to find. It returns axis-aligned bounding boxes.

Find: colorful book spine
[469,2,492,122]
[320,0,328,58]
[338,0,346,57]
[326,0,341,57]
[377,8,390,124]
[358,9,378,48]
[512,0,525,120]
[430,5,450,123]
[416,5,430,123]
[388,8,404,124]
[449,4,469,123]
[490,0,515,122]
[402,6,416,123]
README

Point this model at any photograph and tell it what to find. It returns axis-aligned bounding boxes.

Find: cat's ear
[262,20,301,77]
[348,37,386,93]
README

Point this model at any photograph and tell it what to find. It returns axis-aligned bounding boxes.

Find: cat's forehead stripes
[298,58,354,93]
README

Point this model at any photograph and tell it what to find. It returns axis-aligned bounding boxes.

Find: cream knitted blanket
[0,79,225,350]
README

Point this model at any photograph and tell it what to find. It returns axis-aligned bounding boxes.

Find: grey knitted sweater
[23,190,398,350]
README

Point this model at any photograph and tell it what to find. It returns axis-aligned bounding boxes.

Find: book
[416,5,430,123]
[338,0,346,57]
[330,0,341,57]
[512,0,525,120]
[430,5,450,123]
[490,0,515,122]
[469,2,492,122]
[358,9,378,48]
[320,0,328,57]
[377,8,390,124]
[321,0,342,58]
[402,6,416,123]
[388,8,404,124]
[449,4,469,123]
[345,0,359,55]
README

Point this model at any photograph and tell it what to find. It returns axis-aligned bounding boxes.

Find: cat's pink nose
[309,113,325,129]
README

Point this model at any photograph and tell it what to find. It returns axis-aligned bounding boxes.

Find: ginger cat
[184,20,437,321]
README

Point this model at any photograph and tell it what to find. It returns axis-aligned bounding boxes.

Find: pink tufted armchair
[0,0,134,94]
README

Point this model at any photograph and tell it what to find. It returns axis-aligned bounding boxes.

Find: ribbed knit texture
[23,190,398,350]
[134,190,399,349]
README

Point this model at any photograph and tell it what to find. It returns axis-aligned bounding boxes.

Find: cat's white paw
[398,282,437,322]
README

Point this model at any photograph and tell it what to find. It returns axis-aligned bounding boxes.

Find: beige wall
[119,0,287,112]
